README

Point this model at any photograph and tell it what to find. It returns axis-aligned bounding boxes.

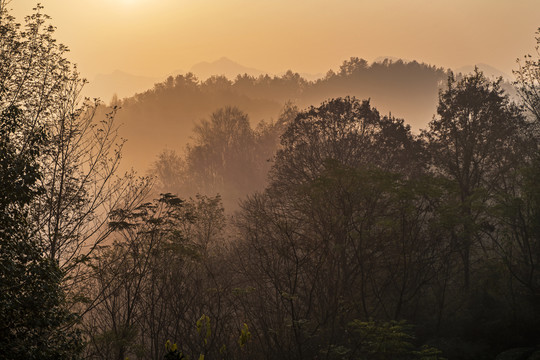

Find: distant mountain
[190,57,266,80]
[84,70,160,102]
[191,57,326,82]
[456,63,511,80]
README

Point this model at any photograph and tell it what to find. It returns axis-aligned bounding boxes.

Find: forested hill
[111,58,449,171]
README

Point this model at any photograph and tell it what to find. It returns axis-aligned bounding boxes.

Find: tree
[84,194,236,360]
[490,156,540,297]
[423,70,531,289]
[151,103,298,211]
[514,27,540,124]
[85,194,197,360]
[234,97,438,358]
[271,97,422,192]
[338,57,369,77]
[0,77,82,359]
[491,28,540,298]
[0,4,150,357]
[0,3,83,357]
[151,149,186,195]
[0,1,149,313]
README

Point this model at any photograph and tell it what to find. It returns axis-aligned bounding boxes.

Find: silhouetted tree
[514,27,540,123]
[0,104,83,359]
[271,97,422,191]
[0,3,84,357]
[235,97,438,358]
[85,193,235,360]
[0,2,150,316]
[423,70,531,289]
[338,57,369,76]
[152,103,298,210]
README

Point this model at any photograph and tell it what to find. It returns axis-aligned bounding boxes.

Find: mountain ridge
[83,58,511,104]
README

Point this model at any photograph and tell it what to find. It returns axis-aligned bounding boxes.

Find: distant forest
[113,58,449,171]
[111,59,517,210]
[2,3,540,360]
[112,58,516,181]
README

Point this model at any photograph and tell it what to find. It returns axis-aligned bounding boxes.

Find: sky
[8,0,540,81]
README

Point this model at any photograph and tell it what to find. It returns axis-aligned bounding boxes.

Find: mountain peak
[216,56,234,63]
[190,57,266,80]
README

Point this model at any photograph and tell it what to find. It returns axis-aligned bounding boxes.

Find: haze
[4,1,540,358]
[9,0,540,82]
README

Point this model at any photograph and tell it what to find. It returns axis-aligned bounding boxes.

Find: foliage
[0,3,83,358]
[151,103,297,211]
[0,2,150,327]
[84,193,235,360]
[89,69,540,359]
[514,27,540,123]
[347,320,444,360]
[164,340,185,360]
[116,57,447,171]
[238,323,251,348]
[0,103,82,359]
[233,97,443,359]
[490,154,540,297]
[423,69,531,289]
[81,27,540,360]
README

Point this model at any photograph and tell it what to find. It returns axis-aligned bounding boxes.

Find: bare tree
[0,2,151,316]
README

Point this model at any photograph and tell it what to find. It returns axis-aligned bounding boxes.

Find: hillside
[110,58,453,172]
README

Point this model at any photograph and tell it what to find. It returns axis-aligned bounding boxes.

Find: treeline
[2,3,540,360]
[114,55,518,178]
[113,57,450,171]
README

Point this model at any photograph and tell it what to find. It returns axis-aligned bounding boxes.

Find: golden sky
[9,0,540,79]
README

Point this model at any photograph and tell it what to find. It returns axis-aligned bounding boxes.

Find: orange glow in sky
[9,0,540,80]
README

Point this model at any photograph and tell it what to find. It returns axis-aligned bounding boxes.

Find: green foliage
[238,323,251,348]
[0,19,82,358]
[164,340,186,360]
[347,320,444,360]
[196,315,212,345]
[161,317,252,360]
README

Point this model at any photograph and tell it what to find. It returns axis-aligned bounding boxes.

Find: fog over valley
[2,1,540,360]
[99,57,515,176]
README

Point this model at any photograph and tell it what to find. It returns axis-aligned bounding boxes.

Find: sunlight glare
[120,0,139,5]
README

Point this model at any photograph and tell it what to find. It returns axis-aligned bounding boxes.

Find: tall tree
[492,28,540,297]
[0,2,149,315]
[84,194,234,360]
[0,80,82,359]
[235,97,436,357]
[514,27,540,124]
[271,97,422,192]
[151,103,298,211]
[423,70,531,289]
